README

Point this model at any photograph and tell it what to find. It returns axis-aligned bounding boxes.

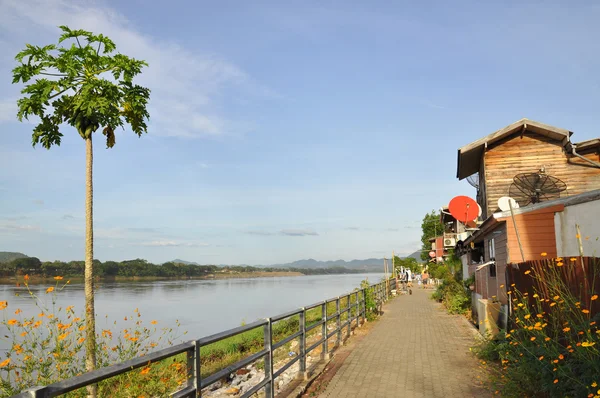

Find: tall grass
[474,257,600,397]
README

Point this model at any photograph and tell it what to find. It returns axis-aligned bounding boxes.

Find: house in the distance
[454,118,600,335]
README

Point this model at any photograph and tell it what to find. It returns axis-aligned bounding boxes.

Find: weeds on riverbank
[431,261,471,315]
[0,275,188,397]
[474,258,600,397]
[1,277,375,396]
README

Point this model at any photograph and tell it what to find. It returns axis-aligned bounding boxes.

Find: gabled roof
[573,138,600,153]
[456,118,573,180]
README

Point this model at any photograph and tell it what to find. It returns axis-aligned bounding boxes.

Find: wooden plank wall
[500,204,563,263]
[484,223,508,304]
[483,133,600,216]
[505,257,600,323]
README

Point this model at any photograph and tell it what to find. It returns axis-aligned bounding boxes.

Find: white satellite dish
[498,196,519,212]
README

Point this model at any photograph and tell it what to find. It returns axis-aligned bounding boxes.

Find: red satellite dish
[449,195,479,223]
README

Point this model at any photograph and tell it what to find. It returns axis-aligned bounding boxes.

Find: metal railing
[15,278,396,398]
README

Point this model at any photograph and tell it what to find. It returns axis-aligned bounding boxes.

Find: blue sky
[1,0,600,265]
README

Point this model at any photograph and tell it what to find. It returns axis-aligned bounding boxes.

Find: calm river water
[0,273,383,352]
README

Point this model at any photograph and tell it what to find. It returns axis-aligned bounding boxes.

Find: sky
[1,0,600,265]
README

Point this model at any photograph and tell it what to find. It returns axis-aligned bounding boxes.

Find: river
[0,273,383,352]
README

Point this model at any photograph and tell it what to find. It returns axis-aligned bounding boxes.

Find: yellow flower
[557,262,563,267]
[78,337,85,344]
[500,284,505,288]
[582,341,596,347]
[524,270,531,275]
[0,301,7,310]
[537,314,543,318]
[20,331,27,337]
[553,295,560,300]
[53,276,63,280]
[129,337,139,342]
[0,358,10,368]
[545,337,551,341]
[517,303,524,307]
[550,302,556,307]
[150,320,158,325]
[592,295,598,301]
[583,309,590,314]
[46,287,54,294]
[58,333,69,340]
[541,252,547,257]
[592,382,597,387]
[570,257,577,262]
[563,327,571,332]
[66,305,74,312]
[533,294,539,298]
[79,326,85,331]
[7,319,18,326]
[530,337,536,341]
[524,314,531,319]
[505,333,511,338]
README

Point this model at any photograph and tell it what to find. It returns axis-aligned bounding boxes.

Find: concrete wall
[555,200,600,257]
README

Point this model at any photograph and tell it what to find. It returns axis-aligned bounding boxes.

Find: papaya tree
[12,26,150,395]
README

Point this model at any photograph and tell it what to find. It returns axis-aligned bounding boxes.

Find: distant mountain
[169,253,423,270]
[170,259,201,266]
[0,251,29,263]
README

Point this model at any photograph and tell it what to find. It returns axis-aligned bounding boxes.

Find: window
[488,238,496,261]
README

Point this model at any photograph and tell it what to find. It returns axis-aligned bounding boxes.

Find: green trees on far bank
[0,258,367,278]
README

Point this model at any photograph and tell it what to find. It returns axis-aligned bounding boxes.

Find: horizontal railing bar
[327,311,340,319]
[305,320,325,332]
[40,341,195,396]
[306,338,325,354]
[241,377,270,398]
[326,329,338,339]
[198,319,268,346]
[200,348,268,388]
[170,385,196,398]
[273,355,300,379]
[271,308,302,322]
[340,319,351,329]
[305,300,326,310]
[272,330,302,350]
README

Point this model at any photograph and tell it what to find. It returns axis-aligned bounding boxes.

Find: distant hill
[0,251,29,263]
[171,259,201,266]
[170,252,423,271]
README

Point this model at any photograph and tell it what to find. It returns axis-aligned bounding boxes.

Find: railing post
[321,302,329,360]
[355,291,360,328]
[346,294,351,338]
[361,288,367,324]
[186,341,199,397]
[336,297,342,347]
[298,307,308,380]
[264,318,274,398]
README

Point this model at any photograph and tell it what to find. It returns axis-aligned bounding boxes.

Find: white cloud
[0,99,17,122]
[279,229,318,237]
[139,240,210,247]
[0,0,271,138]
[0,223,41,232]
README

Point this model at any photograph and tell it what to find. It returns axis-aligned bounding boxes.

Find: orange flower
[570,257,577,262]
[563,327,571,332]
[7,319,18,326]
[14,308,21,315]
[150,320,158,325]
[556,262,563,267]
[538,356,544,360]
[550,302,556,307]
[20,332,27,337]
[0,358,10,368]
[66,305,74,312]
[129,337,139,342]
[592,295,598,301]
[23,274,29,281]
[524,270,531,275]
[541,252,547,257]
[140,366,151,375]
[554,379,558,384]
[558,354,564,360]
[0,301,7,310]
[530,337,536,341]
[524,314,531,319]
[38,312,45,318]
[78,337,85,344]
[591,321,597,326]
[53,276,63,280]
[58,333,69,340]
[46,287,54,294]
[545,337,551,341]
[33,321,42,328]
[79,326,85,331]
[582,309,590,314]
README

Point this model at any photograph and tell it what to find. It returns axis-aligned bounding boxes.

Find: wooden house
[455,118,600,335]
[456,118,600,220]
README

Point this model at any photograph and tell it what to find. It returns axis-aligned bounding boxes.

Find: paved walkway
[318,288,490,398]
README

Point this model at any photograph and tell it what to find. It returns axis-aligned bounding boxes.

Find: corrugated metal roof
[456,118,573,180]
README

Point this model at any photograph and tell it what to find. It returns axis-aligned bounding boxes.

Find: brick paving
[317,288,491,398]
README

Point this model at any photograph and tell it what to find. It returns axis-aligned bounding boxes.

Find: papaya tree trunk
[84,134,97,397]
